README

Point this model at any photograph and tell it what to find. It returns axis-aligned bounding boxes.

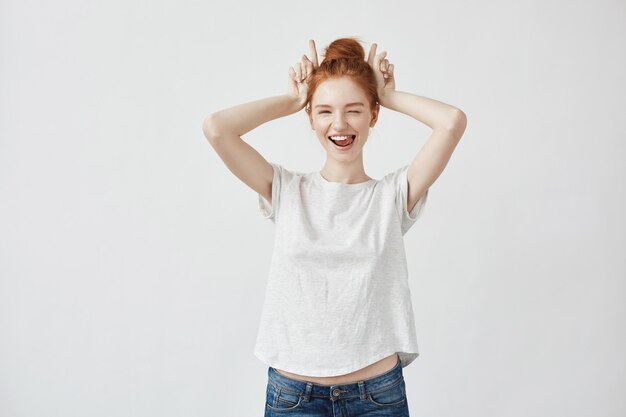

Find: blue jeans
[264,355,410,416]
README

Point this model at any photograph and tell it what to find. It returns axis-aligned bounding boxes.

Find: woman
[203,37,466,417]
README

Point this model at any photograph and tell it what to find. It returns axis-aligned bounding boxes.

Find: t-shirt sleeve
[258,162,281,223]
[390,164,429,236]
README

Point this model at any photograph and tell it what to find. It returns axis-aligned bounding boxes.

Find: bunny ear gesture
[287,39,321,110]
[308,39,319,68]
[367,43,396,99]
[291,40,319,82]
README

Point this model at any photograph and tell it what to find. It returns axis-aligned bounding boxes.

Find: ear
[306,106,314,129]
[370,103,380,127]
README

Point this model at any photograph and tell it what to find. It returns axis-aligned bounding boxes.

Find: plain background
[1,0,624,416]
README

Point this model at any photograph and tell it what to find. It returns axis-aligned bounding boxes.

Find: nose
[331,113,348,130]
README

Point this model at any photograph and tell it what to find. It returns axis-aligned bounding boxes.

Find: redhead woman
[203,37,466,417]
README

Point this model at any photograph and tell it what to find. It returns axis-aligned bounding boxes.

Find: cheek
[355,118,371,131]
[315,117,330,127]
[313,120,331,134]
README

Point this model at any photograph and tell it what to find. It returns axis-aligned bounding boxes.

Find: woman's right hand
[287,39,319,110]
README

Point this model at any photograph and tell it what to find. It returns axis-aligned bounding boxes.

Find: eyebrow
[314,102,365,109]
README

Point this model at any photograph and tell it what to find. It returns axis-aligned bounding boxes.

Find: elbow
[202,113,223,143]
[445,109,467,137]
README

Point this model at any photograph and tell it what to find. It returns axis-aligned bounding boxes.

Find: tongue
[335,137,353,146]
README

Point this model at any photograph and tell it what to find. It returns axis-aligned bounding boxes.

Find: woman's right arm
[203,41,317,204]
[204,94,302,139]
[202,94,302,205]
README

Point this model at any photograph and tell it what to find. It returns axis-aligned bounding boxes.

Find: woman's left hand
[367,43,396,105]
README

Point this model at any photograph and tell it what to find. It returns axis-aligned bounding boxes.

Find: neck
[320,159,371,184]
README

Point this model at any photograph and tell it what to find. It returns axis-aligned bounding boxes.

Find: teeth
[330,135,351,140]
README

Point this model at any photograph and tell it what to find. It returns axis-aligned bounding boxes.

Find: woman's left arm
[368,44,467,214]
[399,95,466,214]
[379,89,466,131]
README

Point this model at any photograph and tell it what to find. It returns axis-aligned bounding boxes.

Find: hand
[287,39,319,110]
[367,43,396,105]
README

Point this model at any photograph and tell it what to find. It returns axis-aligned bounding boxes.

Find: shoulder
[380,165,409,189]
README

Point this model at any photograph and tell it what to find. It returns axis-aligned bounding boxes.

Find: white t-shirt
[255,162,429,377]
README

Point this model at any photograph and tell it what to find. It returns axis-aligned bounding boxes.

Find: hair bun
[305,37,379,112]
[322,37,366,63]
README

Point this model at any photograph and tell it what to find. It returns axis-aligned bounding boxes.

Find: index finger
[367,43,377,66]
[309,39,319,68]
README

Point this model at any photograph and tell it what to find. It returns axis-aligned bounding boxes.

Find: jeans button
[332,388,340,396]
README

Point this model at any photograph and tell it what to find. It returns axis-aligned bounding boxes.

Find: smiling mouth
[328,135,356,147]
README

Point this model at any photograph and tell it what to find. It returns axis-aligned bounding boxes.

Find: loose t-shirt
[255,162,429,377]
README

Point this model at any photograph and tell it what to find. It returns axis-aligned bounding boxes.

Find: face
[308,77,379,161]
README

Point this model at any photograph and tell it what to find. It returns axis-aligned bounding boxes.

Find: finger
[375,51,388,70]
[386,64,395,84]
[309,39,319,68]
[381,59,390,77]
[367,43,377,66]
[380,58,389,71]
[301,55,311,79]
[288,67,297,83]
[303,55,314,78]
[295,62,302,82]
[303,54,314,70]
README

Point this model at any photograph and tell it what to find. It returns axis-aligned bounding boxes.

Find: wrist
[284,93,306,113]
[378,89,394,108]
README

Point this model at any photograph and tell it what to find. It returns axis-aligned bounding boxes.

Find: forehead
[312,77,368,106]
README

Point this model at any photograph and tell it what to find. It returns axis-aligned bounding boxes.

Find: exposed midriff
[274,352,399,385]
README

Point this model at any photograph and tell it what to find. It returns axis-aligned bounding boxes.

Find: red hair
[305,37,379,113]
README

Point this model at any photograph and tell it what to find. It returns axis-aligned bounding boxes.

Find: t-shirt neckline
[314,171,377,189]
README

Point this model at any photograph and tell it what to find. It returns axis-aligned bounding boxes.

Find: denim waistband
[267,354,403,400]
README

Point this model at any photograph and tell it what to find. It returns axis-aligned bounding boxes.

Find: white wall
[1,0,624,416]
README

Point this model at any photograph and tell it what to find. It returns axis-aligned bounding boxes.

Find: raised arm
[368,44,467,214]
[203,94,302,139]
[202,41,318,204]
